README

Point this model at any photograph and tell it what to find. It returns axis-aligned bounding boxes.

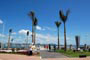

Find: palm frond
[34,17,38,26]
[9,29,12,33]
[66,9,70,18]
[28,11,35,17]
[28,11,35,21]
[55,21,61,28]
[59,10,67,23]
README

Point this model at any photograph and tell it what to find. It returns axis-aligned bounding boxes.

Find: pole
[58,27,60,49]
[64,23,67,51]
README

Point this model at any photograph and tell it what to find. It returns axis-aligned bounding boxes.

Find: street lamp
[0,19,4,49]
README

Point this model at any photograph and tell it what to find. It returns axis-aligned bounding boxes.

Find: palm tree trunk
[32,18,34,44]
[58,27,60,49]
[33,26,36,45]
[64,23,67,51]
[26,36,28,48]
[34,31,36,45]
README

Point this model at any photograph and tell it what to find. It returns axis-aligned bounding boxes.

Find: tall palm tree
[55,21,61,49]
[8,29,12,49]
[26,31,29,48]
[59,10,70,51]
[33,17,38,44]
[28,11,38,45]
[28,11,35,44]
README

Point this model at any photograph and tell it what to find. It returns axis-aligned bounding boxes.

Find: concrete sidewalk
[0,53,90,60]
[0,54,40,60]
[40,50,67,58]
[40,50,90,60]
[42,57,90,60]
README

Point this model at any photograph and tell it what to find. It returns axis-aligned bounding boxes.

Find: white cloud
[12,32,16,35]
[36,26,56,31]
[36,33,57,44]
[15,29,75,44]
[0,19,3,24]
[0,34,5,37]
[18,29,57,44]
[36,26,45,31]
[45,27,56,31]
[36,26,42,30]
[35,33,74,44]
[18,29,32,35]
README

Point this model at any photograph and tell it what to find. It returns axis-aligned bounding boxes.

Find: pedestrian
[49,44,51,51]
[53,45,56,52]
[28,46,32,56]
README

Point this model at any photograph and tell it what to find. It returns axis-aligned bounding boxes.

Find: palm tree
[28,11,38,45]
[26,31,29,48]
[33,17,38,44]
[59,10,70,51]
[55,21,61,49]
[8,29,12,49]
[28,11,35,44]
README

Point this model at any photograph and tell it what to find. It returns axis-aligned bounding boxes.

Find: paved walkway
[40,50,68,58]
[0,53,90,60]
[42,57,90,60]
[40,50,90,60]
[0,54,40,60]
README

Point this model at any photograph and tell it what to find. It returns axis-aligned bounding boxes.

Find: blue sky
[0,0,90,45]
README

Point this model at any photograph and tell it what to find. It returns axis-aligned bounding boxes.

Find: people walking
[53,45,56,52]
[49,44,51,52]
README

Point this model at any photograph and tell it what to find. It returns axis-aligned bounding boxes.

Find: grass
[56,49,90,57]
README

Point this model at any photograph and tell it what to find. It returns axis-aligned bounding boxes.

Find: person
[32,45,36,54]
[49,44,51,51]
[28,46,32,55]
[53,45,56,52]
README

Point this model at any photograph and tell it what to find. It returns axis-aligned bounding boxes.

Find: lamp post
[0,19,4,49]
